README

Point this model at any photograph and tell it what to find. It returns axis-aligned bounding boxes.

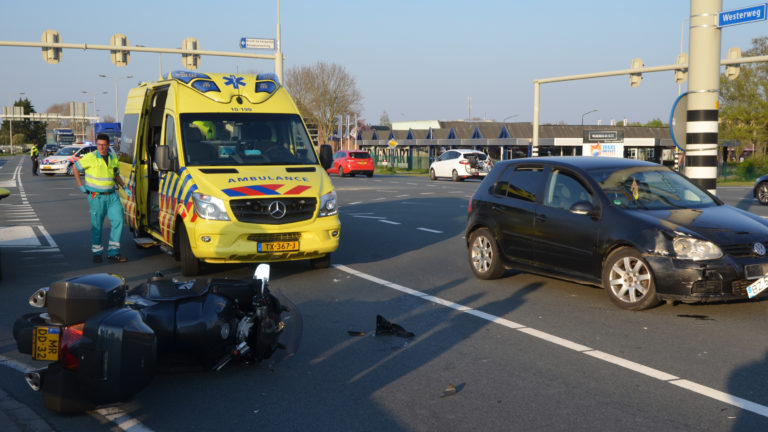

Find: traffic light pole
[685,0,721,194]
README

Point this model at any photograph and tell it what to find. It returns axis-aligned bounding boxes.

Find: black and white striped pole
[684,0,721,195]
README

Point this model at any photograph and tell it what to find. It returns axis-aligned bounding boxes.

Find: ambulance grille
[230,197,317,224]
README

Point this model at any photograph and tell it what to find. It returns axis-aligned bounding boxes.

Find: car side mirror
[319,144,333,170]
[570,200,598,217]
[154,146,171,171]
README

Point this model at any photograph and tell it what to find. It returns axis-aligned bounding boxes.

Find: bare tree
[285,61,362,144]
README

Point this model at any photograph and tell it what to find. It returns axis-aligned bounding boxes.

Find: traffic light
[725,46,741,81]
[630,58,643,87]
[674,53,688,84]
[110,33,130,67]
[182,37,200,70]
[41,30,62,64]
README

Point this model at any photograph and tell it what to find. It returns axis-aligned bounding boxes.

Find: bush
[734,155,768,181]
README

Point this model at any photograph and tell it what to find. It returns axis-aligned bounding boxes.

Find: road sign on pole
[719,4,767,27]
[239,37,276,50]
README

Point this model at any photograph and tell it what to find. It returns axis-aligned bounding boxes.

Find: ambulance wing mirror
[319,144,333,170]
[154,146,171,171]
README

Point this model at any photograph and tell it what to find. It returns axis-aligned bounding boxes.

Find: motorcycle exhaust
[25,371,42,392]
[29,287,49,308]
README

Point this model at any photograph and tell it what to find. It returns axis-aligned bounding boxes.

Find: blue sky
[1,1,765,125]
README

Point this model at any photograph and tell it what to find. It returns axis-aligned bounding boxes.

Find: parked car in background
[753,174,768,205]
[465,156,768,310]
[39,144,97,176]
[42,144,59,157]
[328,150,374,177]
[429,149,492,181]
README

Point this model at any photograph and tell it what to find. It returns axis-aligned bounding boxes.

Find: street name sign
[239,37,276,50]
[719,4,767,27]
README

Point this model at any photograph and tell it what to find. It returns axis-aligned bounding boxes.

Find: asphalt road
[1,154,768,431]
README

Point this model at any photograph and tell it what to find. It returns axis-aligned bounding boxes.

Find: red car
[328,150,374,177]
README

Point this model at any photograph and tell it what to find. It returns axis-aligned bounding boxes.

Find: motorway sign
[719,4,767,27]
[239,37,276,50]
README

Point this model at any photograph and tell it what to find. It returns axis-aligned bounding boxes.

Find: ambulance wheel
[310,254,331,269]
[66,164,73,176]
[179,225,201,276]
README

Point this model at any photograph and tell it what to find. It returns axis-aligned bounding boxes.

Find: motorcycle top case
[47,273,126,325]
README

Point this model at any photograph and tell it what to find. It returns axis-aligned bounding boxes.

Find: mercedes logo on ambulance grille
[753,242,766,256]
[268,201,287,219]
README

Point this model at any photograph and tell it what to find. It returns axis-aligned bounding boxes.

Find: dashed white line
[419,192,434,195]
[379,220,401,225]
[372,197,386,201]
[353,215,386,219]
[331,264,768,419]
[348,201,362,205]
[417,227,443,234]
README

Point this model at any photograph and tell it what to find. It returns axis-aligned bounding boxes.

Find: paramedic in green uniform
[73,134,132,263]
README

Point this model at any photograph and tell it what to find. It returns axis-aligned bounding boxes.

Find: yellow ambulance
[117,71,340,275]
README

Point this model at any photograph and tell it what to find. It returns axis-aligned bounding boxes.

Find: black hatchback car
[465,157,768,310]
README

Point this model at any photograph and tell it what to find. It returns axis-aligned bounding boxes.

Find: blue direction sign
[719,4,767,27]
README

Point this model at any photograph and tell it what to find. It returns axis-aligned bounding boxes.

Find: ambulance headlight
[192,192,230,221]
[318,190,338,217]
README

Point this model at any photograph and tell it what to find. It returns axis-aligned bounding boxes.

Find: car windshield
[350,152,371,159]
[54,147,78,156]
[179,113,318,166]
[587,165,716,210]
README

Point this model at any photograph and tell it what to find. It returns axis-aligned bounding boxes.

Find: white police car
[39,145,97,176]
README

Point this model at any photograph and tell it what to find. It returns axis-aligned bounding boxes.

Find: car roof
[497,156,660,171]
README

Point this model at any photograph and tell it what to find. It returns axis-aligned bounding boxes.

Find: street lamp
[581,109,598,126]
[8,92,24,153]
[502,114,519,122]
[82,90,107,141]
[98,74,133,123]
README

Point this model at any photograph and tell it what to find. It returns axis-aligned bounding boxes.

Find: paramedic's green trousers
[88,192,124,257]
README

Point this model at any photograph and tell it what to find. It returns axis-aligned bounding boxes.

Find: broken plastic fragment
[441,384,457,398]
[347,330,366,337]
[375,315,414,338]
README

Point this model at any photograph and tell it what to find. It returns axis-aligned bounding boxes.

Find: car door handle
[535,214,547,223]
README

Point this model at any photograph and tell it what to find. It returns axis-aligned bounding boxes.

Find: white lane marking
[395,194,409,198]
[331,264,768,419]
[372,197,386,201]
[406,183,417,186]
[417,227,443,234]
[348,201,362,205]
[419,192,434,195]
[379,220,401,225]
[91,407,154,432]
[22,248,61,253]
[353,215,385,219]
[0,226,41,246]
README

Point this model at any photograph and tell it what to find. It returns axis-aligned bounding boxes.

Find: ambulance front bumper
[188,215,340,263]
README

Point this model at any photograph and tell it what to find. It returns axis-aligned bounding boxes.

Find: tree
[285,61,363,144]
[719,36,768,156]
[643,118,665,127]
[0,97,46,146]
[379,111,391,127]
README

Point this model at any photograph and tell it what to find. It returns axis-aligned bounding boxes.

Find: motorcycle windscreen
[266,289,302,366]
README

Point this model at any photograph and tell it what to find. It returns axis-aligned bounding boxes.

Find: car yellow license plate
[258,241,299,252]
[32,326,60,361]
[42,166,52,170]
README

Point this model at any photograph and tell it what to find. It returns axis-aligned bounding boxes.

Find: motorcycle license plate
[258,241,299,252]
[32,326,60,361]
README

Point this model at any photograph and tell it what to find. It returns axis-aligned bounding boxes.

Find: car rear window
[350,152,371,159]
[464,152,487,160]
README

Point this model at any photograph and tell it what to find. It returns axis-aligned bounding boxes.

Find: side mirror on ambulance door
[319,144,333,170]
[154,146,171,171]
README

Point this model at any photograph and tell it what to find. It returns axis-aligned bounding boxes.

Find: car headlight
[192,192,230,221]
[318,190,338,217]
[673,237,723,261]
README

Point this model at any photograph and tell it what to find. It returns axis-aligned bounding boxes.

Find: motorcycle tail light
[60,323,84,370]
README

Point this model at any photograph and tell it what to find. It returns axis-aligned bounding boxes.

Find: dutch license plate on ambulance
[258,241,299,252]
[747,275,768,299]
[32,326,60,361]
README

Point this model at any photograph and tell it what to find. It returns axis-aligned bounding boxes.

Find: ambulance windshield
[180,113,319,166]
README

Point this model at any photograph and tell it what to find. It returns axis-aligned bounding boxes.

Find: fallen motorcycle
[13,264,301,413]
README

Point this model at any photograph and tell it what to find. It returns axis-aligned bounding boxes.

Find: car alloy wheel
[66,164,73,176]
[758,182,768,205]
[603,248,660,310]
[338,166,345,177]
[468,228,505,279]
[429,168,436,181]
